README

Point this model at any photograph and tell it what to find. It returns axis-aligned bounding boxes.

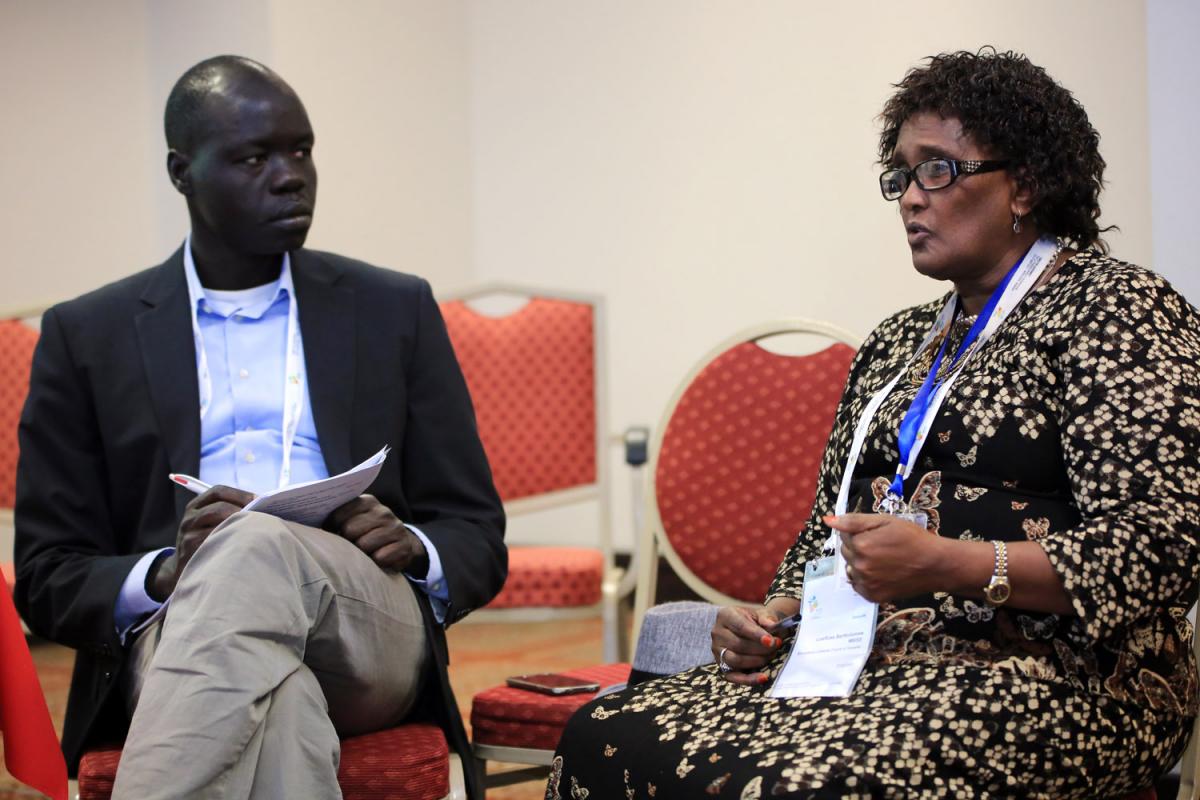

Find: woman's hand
[710,598,798,686]
[827,513,947,603]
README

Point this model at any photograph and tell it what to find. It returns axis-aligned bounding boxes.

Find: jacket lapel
[134,248,201,520]
[292,250,356,476]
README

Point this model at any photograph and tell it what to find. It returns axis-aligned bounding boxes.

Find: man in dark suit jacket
[13,55,505,799]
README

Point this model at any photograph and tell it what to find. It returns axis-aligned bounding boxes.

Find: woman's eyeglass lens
[879,158,1010,201]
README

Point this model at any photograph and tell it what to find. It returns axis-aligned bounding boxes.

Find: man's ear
[167,150,192,196]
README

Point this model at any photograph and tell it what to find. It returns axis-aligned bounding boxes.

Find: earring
[1012,213,1022,234]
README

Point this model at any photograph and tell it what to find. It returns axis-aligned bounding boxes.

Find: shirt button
[245,452,256,464]
[238,368,249,379]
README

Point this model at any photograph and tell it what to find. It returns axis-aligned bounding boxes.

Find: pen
[168,473,212,495]
[774,611,803,630]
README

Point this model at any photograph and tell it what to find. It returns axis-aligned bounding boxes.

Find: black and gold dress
[548,252,1200,799]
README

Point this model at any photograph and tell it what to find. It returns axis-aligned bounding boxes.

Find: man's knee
[181,511,320,589]
[198,511,299,556]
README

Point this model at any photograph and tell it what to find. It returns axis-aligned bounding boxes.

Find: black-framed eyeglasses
[879,158,1010,201]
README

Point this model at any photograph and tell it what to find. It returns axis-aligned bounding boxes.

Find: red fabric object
[440,297,596,503]
[78,723,451,800]
[655,342,855,602]
[471,663,631,751]
[2,561,14,592]
[336,723,450,800]
[0,579,68,800]
[486,546,604,608]
[77,745,121,800]
[0,318,38,509]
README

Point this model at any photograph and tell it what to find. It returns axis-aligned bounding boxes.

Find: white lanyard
[833,236,1059,517]
[183,238,307,489]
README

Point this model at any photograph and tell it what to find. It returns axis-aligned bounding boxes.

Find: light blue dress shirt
[114,242,449,640]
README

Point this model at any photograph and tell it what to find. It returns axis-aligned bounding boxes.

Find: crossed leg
[113,511,428,800]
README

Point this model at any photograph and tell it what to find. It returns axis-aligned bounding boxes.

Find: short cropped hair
[164,55,274,153]
[878,48,1110,252]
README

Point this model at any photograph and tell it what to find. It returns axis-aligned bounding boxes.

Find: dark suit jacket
[13,247,506,798]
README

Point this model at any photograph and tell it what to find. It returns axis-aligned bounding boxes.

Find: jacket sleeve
[397,280,507,625]
[14,307,140,654]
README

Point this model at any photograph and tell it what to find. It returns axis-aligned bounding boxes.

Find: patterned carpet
[0,618,606,800]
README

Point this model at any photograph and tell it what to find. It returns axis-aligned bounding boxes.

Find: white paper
[132,447,391,636]
[244,445,390,527]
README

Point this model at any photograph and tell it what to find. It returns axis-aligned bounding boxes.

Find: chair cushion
[486,546,603,608]
[77,723,450,800]
[77,745,121,800]
[471,662,631,751]
[337,723,450,800]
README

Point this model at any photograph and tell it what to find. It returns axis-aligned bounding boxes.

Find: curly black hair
[878,48,1111,252]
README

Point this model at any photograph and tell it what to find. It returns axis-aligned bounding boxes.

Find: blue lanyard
[888,256,1024,500]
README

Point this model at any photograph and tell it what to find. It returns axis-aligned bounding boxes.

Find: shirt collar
[182,233,294,320]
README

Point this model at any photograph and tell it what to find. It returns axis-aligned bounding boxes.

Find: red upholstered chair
[467,320,856,787]
[76,724,467,799]
[630,319,858,636]
[0,313,41,597]
[439,286,628,661]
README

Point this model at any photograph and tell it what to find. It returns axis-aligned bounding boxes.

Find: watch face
[986,582,1011,605]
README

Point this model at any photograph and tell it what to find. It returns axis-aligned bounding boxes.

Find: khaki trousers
[112,512,428,800]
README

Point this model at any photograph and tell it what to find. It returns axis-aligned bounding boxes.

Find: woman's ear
[1009,165,1037,218]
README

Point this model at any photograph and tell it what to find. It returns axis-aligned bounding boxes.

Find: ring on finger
[718,646,732,674]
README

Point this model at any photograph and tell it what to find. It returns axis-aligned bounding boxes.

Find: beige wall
[466,0,1152,549]
[2,1,159,313]
[1,2,1159,552]
[1148,0,1200,303]
[266,0,473,284]
[0,0,472,312]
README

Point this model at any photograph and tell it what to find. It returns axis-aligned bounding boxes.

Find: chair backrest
[438,284,608,520]
[0,316,40,509]
[634,319,858,628]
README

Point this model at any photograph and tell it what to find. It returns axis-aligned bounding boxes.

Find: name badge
[770,551,878,698]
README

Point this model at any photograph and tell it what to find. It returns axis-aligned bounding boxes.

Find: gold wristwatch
[984,540,1011,606]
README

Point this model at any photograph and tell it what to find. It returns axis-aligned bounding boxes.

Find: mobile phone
[505,673,601,696]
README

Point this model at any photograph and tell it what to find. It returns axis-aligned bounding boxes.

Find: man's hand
[325,494,429,576]
[149,485,255,601]
[827,512,947,603]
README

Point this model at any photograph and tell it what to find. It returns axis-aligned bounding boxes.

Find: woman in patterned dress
[547,49,1200,799]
